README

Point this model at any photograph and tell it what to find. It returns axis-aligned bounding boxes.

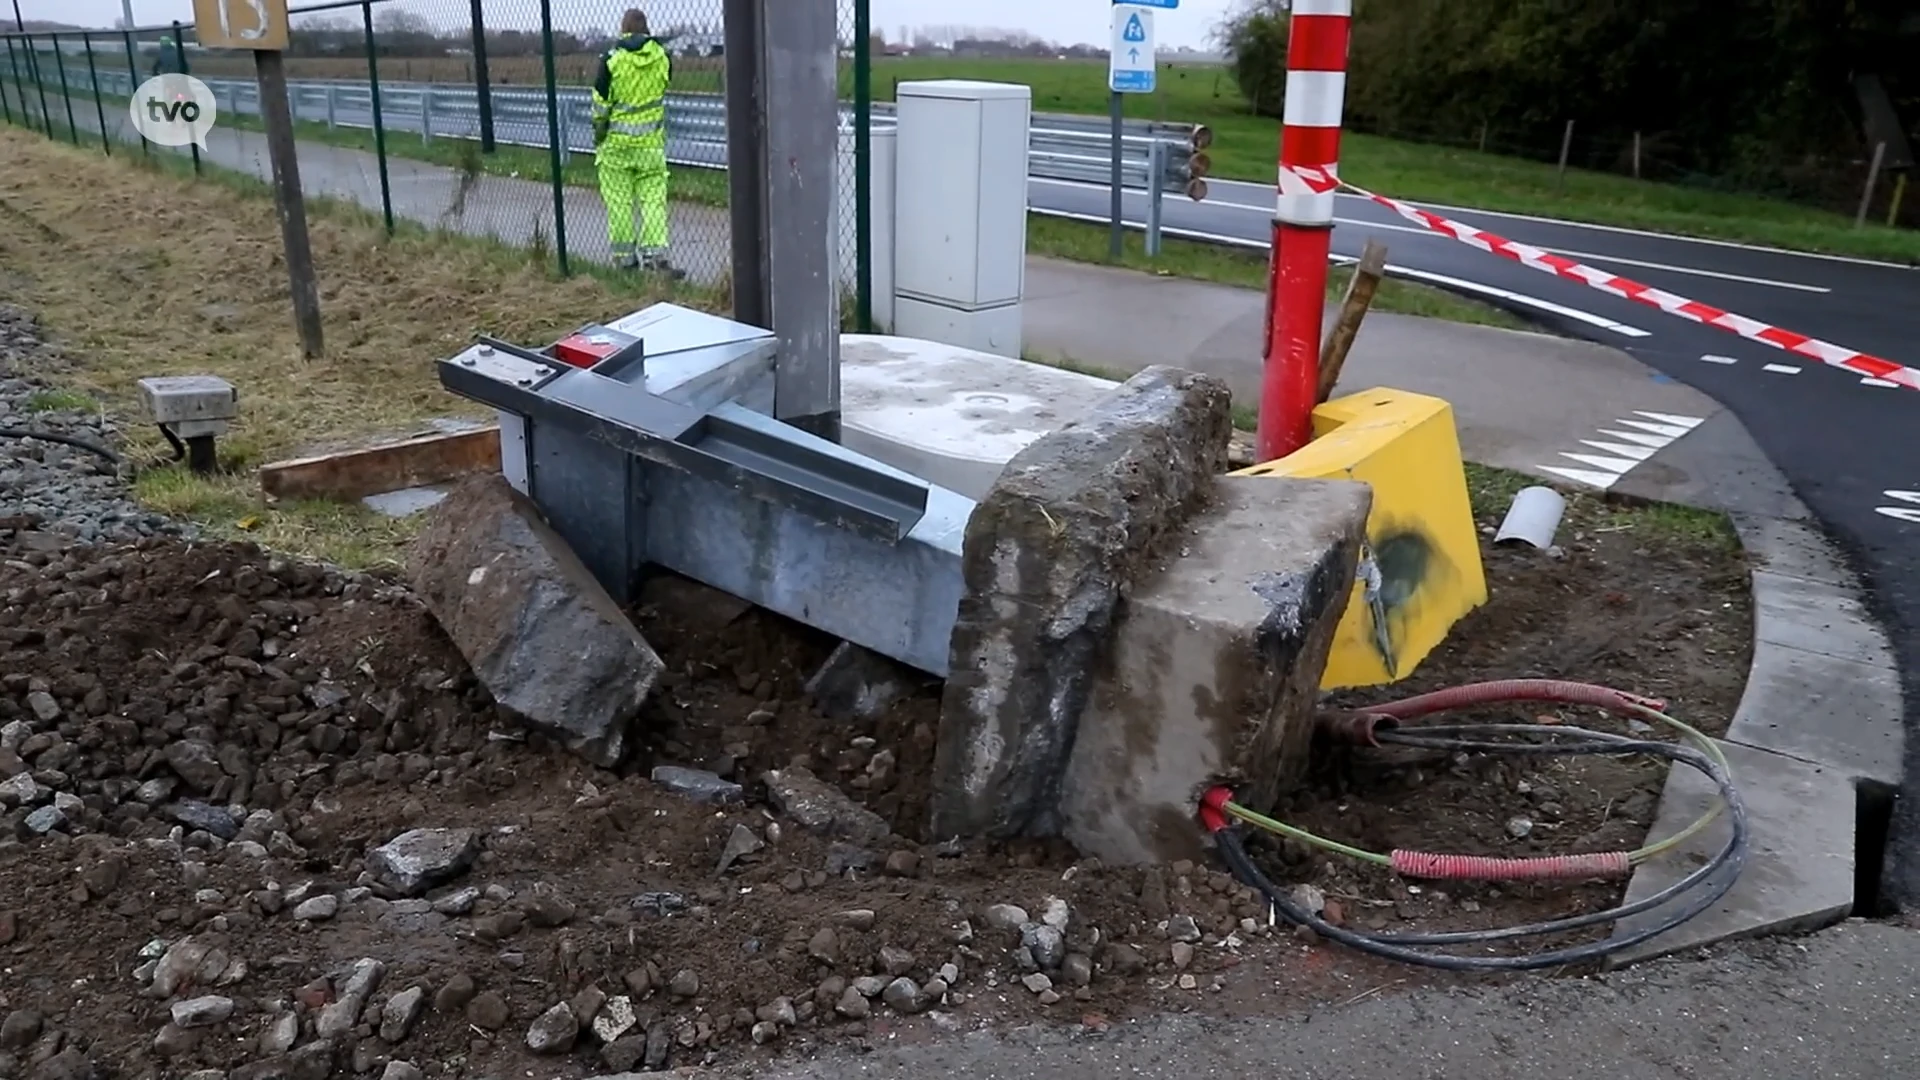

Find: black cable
[1213,725,1749,972]
[0,427,121,465]
[158,423,187,463]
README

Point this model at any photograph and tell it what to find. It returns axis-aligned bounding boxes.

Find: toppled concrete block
[408,473,664,767]
[929,366,1234,840]
[1057,477,1371,864]
[764,767,893,846]
[805,641,919,722]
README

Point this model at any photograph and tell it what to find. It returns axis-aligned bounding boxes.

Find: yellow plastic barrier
[1232,388,1487,689]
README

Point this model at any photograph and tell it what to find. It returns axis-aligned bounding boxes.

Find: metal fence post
[30,36,54,139]
[83,32,108,154]
[538,0,570,275]
[1,38,19,128]
[1856,142,1886,228]
[121,29,146,157]
[171,21,198,175]
[1146,138,1165,257]
[361,0,395,235]
[325,83,336,130]
[0,39,12,126]
[469,0,495,153]
[853,0,873,333]
[725,0,771,328]
[421,86,434,144]
[556,100,570,167]
[52,34,80,143]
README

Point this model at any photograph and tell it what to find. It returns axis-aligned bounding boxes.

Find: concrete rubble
[407,473,665,768]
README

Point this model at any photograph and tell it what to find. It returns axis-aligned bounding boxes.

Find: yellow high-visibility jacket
[591,34,671,157]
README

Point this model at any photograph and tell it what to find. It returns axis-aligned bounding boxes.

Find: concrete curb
[1606,512,1907,966]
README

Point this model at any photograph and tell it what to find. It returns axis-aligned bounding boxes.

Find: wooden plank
[258,426,501,504]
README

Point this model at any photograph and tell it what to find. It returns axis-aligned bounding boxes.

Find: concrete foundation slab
[1726,639,1906,786]
[1751,571,1897,668]
[839,334,1118,501]
[1058,477,1372,865]
[929,366,1234,840]
[1607,738,1855,967]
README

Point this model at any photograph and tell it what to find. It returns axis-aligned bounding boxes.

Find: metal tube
[854,0,873,333]
[538,0,569,275]
[361,0,394,234]
[1890,172,1909,229]
[1,37,19,128]
[52,33,78,144]
[1259,0,1350,462]
[1108,90,1123,258]
[29,33,53,140]
[469,0,495,153]
[1555,119,1573,193]
[1145,138,1165,256]
[171,20,196,174]
[83,32,109,154]
[1856,142,1886,228]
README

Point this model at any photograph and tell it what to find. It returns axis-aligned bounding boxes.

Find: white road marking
[1535,411,1706,490]
[1879,492,1920,524]
[1862,378,1900,388]
[1700,354,1740,364]
[1763,363,1803,375]
[1212,177,1916,270]
[1024,205,1652,338]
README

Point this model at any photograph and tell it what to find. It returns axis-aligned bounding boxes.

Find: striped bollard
[1257,0,1351,462]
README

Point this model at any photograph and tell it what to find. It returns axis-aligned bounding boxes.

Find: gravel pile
[0,305,177,542]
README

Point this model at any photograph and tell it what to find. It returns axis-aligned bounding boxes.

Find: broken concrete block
[1058,476,1371,865]
[805,641,918,722]
[929,366,1234,840]
[407,473,664,767]
[764,767,893,846]
[650,766,743,805]
[368,828,481,897]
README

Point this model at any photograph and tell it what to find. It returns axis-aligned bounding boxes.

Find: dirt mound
[0,530,1280,1080]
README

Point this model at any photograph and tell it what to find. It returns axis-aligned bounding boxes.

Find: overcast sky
[15,0,1240,50]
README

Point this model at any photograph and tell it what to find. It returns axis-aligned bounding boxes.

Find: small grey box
[136,375,238,425]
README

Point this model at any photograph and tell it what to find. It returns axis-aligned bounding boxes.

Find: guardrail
[26,58,1215,249]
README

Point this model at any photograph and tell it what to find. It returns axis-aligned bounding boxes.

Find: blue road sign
[1114,0,1179,8]
[1109,4,1157,94]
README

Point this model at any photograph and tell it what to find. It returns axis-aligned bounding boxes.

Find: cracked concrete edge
[1604,512,1906,967]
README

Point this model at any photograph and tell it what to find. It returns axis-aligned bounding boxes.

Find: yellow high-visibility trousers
[598,142,670,260]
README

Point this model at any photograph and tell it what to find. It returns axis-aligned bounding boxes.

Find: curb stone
[1605,512,1907,966]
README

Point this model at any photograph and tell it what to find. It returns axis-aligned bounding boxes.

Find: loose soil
[0,487,1750,1079]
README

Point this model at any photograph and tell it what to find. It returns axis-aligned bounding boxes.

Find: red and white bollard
[1256,0,1351,463]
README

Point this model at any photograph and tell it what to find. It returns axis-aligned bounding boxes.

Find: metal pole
[361,1,394,234]
[1258,0,1349,463]
[2,38,19,128]
[255,48,325,359]
[171,21,197,174]
[1632,131,1641,180]
[1555,119,1573,193]
[1889,172,1908,229]
[854,0,873,333]
[51,33,78,144]
[84,33,109,154]
[28,33,53,140]
[1108,90,1123,258]
[1856,142,1886,228]
[1145,138,1165,257]
[538,0,569,275]
[724,0,770,328]
[0,38,11,126]
[469,0,495,152]
[761,0,841,439]
[119,1,134,35]
[121,29,146,157]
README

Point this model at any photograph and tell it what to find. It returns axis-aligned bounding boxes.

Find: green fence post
[538,0,569,276]
[51,33,78,144]
[121,29,147,158]
[854,0,873,332]
[170,20,197,175]
[83,32,109,155]
[30,35,53,139]
[0,38,16,126]
[361,0,395,235]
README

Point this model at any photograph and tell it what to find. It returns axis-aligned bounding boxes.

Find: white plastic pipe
[1494,486,1567,548]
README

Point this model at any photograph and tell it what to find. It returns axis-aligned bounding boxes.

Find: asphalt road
[1031,173,1920,907]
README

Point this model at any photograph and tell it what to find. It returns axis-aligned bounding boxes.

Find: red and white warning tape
[1336,180,1920,391]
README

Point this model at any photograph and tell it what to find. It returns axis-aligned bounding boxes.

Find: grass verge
[1026,214,1530,330]
[0,125,720,569]
[1464,462,1739,553]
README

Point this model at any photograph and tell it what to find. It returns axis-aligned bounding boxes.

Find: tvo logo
[130,74,217,151]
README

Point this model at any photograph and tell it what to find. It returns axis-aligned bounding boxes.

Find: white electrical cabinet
[893,79,1031,357]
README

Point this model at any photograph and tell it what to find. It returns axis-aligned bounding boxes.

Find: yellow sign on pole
[192,0,291,52]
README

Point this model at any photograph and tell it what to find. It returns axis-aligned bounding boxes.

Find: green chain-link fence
[0,0,876,323]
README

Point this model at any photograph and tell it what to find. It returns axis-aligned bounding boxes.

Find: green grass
[134,466,419,571]
[23,387,96,412]
[865,57,1919,264]
[1027,213,1530,330]
[1464,461,1739,552]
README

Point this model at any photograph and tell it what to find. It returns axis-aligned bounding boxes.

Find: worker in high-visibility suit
[592,9,682,278]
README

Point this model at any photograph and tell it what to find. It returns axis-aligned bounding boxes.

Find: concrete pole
[759,0,842,441]
[1259,0,1350,462]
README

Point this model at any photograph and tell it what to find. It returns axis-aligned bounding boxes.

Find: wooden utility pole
[1317,239,1388,404]
[194,0,321,358]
